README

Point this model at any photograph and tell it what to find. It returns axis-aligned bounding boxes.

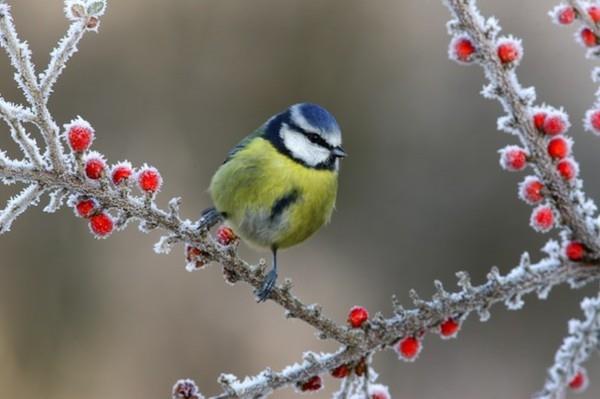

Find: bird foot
[255,268,277,302]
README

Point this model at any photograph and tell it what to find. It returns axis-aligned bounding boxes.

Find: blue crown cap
[294,103,340,133]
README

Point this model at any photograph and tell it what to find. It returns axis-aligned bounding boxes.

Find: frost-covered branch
[202,253,600,399]
[1,1,600,398]
[535,293,600,399]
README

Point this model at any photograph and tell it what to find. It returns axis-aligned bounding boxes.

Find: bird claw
[255,268,277,302]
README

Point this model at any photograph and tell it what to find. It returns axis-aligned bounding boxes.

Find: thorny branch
[1,1,600,398]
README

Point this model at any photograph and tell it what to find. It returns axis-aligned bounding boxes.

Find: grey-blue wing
[223,126,265,164]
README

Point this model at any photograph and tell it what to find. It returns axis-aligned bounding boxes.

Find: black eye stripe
[284,121,333,150]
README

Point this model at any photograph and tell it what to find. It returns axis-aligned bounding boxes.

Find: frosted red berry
[499,146,528,171]
[137,167,162,193]
[299,376,322,392]
[585,109,600,135]
[581,28,599,47]
[558,6,576,25]
[519,177,545,205]
[569,370,587,392]
[542,114,568,136]
[440,318,460,338]
[216,226,237,246]
[589,6,600,23]
[396,337,421,361]
[497,41,520,64]
[75,199,96,218]
[67,125,94,152]
[85,157,105,180]
[531,205,554,233]
[452,37,476,62]
[547,136,570,159]
[533,112,547,131]
[347,306,369,328]
[557,158,578,181]
[369,385,391,399]
[172,379,200,399]
[330,364,351,379]
[566,241,585,262]
[185,245,209,270]
[111,164,133,185]
[89,212,113,237]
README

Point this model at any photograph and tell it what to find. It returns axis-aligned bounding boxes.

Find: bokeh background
[0,0,599,397]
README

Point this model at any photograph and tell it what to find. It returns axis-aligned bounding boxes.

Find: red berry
[547,136,570,159]
[497,41,520,64]
[589,6,600,23]
[85,157,105,180]
[557,158,578,181]
[566,241,585,261]
[530,205,554,233]
[172,379,200,399]
[216,226,237,246]
[452,37,476,62]
[585,109,600,135]
[330,364,351,379]
[137,167,162,193]
[519,177,545,205]
[569,370,587,392]
[396,337,421,361]
[558,6,576,25]
[543,114,568,136]
[369,385,391,399]
[89,212,113,237]
[533,112,547,131]
[440,318,460,338]
[347,306,369,328]
[111,163,133,185]
[299,376,322,392]
[185,245,209,270]
[499,146,528,171]
[75,198,96,218]
[581,28,598,47]
[67,124,94,152]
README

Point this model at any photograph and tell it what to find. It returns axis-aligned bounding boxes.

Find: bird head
[265,103,346,170]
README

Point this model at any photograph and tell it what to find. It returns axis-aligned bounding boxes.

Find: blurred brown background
[0,0,599,398]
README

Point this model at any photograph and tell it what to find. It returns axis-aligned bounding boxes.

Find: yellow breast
[209,137,338,249]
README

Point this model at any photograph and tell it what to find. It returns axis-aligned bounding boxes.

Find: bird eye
[306,132,320,142]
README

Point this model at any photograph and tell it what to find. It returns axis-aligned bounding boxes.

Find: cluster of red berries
[554,4,600,27]
[65,119,164,238]
[496,105,579,234]
[449,34,522,66]
[552,4,600,47]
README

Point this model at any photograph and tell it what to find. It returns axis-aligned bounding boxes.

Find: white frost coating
[154,235,176,254]
[40,19,87,98]
[535,294,600,398]
[0,184,44,233]
[43,188,68,213]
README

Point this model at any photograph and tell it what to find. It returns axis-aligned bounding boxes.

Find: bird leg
[255,248,278,302]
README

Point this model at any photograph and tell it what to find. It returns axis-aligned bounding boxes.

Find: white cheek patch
[280,126,331,166]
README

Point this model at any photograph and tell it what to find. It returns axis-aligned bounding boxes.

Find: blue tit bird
[199,103,346,302]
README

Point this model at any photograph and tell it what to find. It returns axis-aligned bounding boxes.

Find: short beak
[332,146,347,158]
